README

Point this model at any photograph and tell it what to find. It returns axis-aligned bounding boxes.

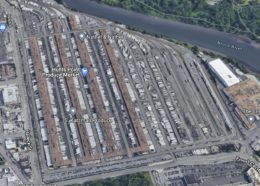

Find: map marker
[0,23,7,32]
[247,115,255,124]
[79,32,85,41]
[69,107,76,116]
[81,67,88,77]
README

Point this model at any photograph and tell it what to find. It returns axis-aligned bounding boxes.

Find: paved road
[51,151,251,186]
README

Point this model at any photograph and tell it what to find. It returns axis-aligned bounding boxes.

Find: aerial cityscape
[0,0,259,185]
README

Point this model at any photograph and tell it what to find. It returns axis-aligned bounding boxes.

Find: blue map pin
[81,67,88,77]
[0,23,7,32]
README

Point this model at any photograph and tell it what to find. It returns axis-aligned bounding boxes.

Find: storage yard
[18,9,239,171]
[1,0,259,185]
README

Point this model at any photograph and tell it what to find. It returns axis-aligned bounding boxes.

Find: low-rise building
[5,139,17,150]
[0,84,19,105]
[208,58,240,87]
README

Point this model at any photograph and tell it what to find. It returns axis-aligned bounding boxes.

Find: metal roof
[209,58,240,87]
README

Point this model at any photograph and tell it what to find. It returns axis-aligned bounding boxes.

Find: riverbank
[124,25,250,72]
[59,0,260,74]
[96,0,260,42]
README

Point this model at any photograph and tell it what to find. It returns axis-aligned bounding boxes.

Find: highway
[51,151,251,186]
[42,138,244,183]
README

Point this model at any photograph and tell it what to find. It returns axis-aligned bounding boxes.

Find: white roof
[209,59,240,87]
[43,145,52,167]
[41,128,48,141]
[5,139,17,149]
[1,84,19,104]
[3,123,15,130]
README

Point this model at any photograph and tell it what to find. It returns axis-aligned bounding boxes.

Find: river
[63,0,260,73]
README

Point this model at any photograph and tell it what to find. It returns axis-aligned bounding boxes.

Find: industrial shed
[208,58,240,87]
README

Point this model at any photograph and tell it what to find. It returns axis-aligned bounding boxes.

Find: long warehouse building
[208,58,240,87]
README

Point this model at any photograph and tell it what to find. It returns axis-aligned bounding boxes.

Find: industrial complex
[0,0,259,185]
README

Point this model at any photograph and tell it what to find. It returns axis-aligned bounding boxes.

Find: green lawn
[66,172,153,186]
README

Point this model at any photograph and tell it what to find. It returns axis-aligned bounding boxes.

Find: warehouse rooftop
[208,58,240,87]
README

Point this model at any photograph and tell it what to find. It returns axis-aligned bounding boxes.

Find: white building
[0,84,19,104]
[208,58,240,87]
[5,139,17,150]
